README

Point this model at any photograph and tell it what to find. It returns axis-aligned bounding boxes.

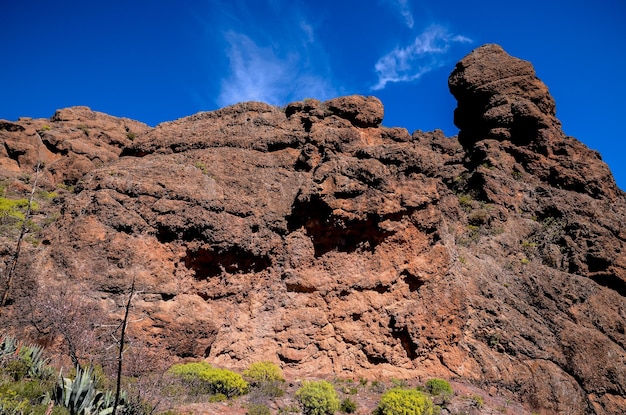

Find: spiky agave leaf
[53,366,98,415]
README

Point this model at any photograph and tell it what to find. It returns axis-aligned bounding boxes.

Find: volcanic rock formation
[1,44,625,414]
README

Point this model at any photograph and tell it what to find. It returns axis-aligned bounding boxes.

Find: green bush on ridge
[339,397,357,413]
[424,378,452,396]
[243,361,284,385]
[295,380,340,415]
[374,388,436,415]
[424,378,453,405]
[168,361,249,398]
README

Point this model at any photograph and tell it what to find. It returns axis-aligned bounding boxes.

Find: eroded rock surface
[1,45,625,414]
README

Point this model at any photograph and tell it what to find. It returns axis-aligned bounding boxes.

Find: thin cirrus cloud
[372,25,472,91]
[391,0,415,28]
[216,24,336,108]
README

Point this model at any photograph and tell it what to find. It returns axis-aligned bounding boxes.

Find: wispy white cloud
[214,4,337,108]
[218,32,288,106]
[381,0,414,28]
[372,25,472,91]
[217,31,336,107]
[394,0,414,29]
[300,21,315,44]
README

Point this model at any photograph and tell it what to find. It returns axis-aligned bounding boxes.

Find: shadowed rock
[449,43,559,146]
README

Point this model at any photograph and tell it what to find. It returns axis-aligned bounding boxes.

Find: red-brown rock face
[1,45,625,414]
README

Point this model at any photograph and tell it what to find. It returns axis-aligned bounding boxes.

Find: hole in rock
[287,196,392,257]
[156,224,205,244]
[371,284,390,294]
[586,254,611,273]
[160,293,175,301]
[119,147,149,158]
[364,353,388,365]
[588,273,626,297]
[278,353,301,364]
[184,246,271,280]
[388,315,418,360]
[401,270,425,292]
[285,283,316,293]
[301,117,313,133]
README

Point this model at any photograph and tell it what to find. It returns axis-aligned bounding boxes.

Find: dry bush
[30,282,105,368]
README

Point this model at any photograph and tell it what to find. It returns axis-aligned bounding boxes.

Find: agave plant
[0,334,18,358]
[53,366,98,415]
[92,389,127,415]
[53,366,126,415]
[0,335,51,380]
[18,343,50,379]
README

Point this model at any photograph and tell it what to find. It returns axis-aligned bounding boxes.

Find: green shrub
[370,380,386,393]
[248,403,271,415]
[374,388,436,415]
[425,378,453,406]
[339,397,357,413]
[457,194,473,212]
[0,385,69,415]
[77,125,90,136]
[470,394,484,408]
[244,361,285,398]
[198,367,248,398]
[278,405,300,414]
[254,379,285,398]
[391,378,408,388]
[424,379,452,397]
[340,385,357,395]
[295,380,340,415]
[18,344,50,380]
[0,197,33,223]
[4,359,30,382]
[468,208,490,226]
[168,362,248,398]
[208,393,228,402]
[169,361,212,380]
[243,361,284,384]
[0,389,30,415]
[194,161,209,174]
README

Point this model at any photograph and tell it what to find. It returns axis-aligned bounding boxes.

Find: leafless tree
[31,283,104,369]
[112,278,135,415]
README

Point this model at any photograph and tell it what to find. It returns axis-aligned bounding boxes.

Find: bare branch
[112,278,135,415]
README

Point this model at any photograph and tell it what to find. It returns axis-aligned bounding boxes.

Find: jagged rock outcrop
[0,106,149,184]
[1,45,625,414]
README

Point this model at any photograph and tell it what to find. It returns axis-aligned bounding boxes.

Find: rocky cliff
[1,44,625,414]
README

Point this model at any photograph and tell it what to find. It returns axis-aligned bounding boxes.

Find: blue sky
[2,1,625,190]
